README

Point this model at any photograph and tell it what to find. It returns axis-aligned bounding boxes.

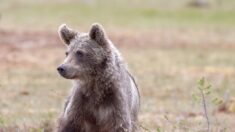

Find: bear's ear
[58,24,77,45]
[89,23,108,47]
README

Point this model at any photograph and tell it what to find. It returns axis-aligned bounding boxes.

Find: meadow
[0,0,235,131]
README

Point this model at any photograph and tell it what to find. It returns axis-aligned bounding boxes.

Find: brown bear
[57,23,140,132]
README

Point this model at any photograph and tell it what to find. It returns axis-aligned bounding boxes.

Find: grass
[124,48,235,131]
[0,45,235,131]
[1,1,235,30]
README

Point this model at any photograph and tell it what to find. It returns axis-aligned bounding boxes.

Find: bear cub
[57,23,140,132]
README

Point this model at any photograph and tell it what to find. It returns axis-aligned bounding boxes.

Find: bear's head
[57,23,111,80]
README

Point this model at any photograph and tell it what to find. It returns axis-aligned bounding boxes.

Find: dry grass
[0,28,235,131]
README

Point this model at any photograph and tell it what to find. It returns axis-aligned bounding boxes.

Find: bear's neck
[72,54,126,104]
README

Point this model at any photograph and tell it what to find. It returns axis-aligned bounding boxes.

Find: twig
[200,89,211,132]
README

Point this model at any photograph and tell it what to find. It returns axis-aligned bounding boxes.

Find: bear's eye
[76,51,83,57]
[65,52,69,57]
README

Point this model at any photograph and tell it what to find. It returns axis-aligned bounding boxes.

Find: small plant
[0,116,5,127]
[192,77,223,132]
[156,127,163,132]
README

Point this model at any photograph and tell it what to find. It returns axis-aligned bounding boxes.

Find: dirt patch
[110,28,235,49]
[0,29,60,49]
[1,28,235,49]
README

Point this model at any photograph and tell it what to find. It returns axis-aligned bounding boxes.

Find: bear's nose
[57,66,65,74]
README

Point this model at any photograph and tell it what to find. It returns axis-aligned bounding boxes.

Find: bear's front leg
[63,96,71,114]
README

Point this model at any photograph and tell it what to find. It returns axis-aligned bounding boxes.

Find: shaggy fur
[56,23,140,132]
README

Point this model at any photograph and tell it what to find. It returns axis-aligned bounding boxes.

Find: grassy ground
[0,0,235,132]
[1,0,235,30]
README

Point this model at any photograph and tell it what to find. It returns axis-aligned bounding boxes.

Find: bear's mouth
[59,73,76,79]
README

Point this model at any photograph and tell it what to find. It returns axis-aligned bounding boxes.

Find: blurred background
[0,0,235,131]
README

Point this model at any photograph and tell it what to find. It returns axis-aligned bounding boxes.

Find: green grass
[1,1,235,30]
